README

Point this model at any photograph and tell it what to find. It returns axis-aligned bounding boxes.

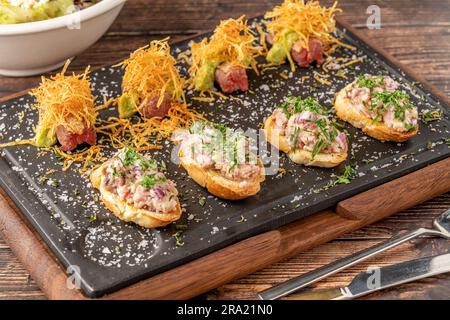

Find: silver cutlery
[259,208,450,300]
[283,252,450,300]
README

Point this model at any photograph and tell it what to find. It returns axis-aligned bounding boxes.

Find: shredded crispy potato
[97,102,205,151]
[30,60,97,136]
[117,38,185,111]
[265,0,346,71]
[265,0,341,48]
[188,16,262,92]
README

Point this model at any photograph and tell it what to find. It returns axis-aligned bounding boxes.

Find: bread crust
[90,164,182,228]
[334,83,418,142]
[179,153,265,200]
[263,115,348,168]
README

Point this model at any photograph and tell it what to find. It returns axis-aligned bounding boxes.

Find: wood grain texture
[1,159,449,300]
[0,0,449,300]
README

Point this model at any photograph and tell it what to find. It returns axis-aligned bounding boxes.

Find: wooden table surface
[0,0,449,300]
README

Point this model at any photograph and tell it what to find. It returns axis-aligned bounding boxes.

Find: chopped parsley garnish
[357,74,384,90]
[173,231,184,247]
[122,148,139,166]
[280,97,341,160]
[140,174,166,189]
[404,123,417,131]
[279,96,329,118]
[421,109,443,124]
[188,121,255,173]
[138,157,158,171]
[48,178,59,187]
[358,75,415,127]
[159,160,167,172]
[311,139,325,160]
[326,165,358,188]
[307,118,339,160]
[198,196,206,207]
[370,90,413,122]
[290,127,300,147]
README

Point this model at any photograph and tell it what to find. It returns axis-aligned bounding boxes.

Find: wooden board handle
[0,158,449,299]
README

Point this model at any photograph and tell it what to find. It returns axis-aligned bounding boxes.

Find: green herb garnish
[326,165,358,188]
[173,231,184,247]
[421,109,443,124]
[307,118,339,159]
[357,74,384,90]
[370,90,413,122]
[279,96,328,118]
[48,178,59,187]
[88,213,97,222]
[122,148,139,166]
[198,196,206,207]
[140,174,166,189]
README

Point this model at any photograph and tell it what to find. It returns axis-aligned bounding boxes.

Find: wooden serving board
[0,18,449,300]
[0,158,449,300]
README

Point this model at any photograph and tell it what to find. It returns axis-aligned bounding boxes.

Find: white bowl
[0,0,126,77]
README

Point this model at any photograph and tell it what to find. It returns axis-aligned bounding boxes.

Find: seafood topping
[56,125,97,152]
[141,93,173,119]
[291,38,324,67]
[102,148,178,214]
[214,62,249,94]
[273,97,347,158]
[347,75,418,132]
[176,121,262,182]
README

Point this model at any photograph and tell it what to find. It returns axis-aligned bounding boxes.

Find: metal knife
[280,253,450,300]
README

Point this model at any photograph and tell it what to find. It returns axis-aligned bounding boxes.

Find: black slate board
[0,20,449,297]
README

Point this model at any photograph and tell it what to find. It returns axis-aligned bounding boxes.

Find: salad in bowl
[0,0,101,24]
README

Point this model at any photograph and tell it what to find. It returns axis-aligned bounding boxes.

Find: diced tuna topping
[291,39,324,67]
[141,93,172,118]
[347,74,418,132]
[177,121,262,182]
[273,97,347,158]
[56,125,97,151]
[214,62,249,94]
[102,148,178,213]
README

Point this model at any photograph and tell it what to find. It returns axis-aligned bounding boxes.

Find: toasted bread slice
[335,83,418,142]
[90,164,182,228]
[264,115,348,168]
[179,152,265,200]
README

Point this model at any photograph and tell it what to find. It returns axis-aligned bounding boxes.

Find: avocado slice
[267,31,299,65]
[118,91,139,119]
[35,126,57,148]
[194,60,220,92]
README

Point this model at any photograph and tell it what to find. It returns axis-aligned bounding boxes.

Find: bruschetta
[117,38,185,119]
[264,97,348,168]
[335,74,419,142]
[174,121,265,200]
[264,0,341,70]
[188,16,261,94]
[91,148,182,228]
[30,61,98,151]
